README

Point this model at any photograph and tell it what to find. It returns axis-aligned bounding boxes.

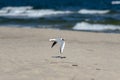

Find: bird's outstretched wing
[60,41,65,53]
[51,41,57,48]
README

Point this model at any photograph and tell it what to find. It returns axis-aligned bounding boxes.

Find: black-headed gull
[49,38,65,53]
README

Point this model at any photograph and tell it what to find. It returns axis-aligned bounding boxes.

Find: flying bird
[49,38,65,53]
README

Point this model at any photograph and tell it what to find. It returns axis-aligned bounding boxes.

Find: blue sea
[0,0,120,33]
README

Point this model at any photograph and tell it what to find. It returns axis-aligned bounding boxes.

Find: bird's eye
[62,39,64,41]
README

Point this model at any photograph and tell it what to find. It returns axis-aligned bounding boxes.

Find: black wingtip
[51,41,57,48]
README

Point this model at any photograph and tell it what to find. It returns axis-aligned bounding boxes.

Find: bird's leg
[59,52,66,59]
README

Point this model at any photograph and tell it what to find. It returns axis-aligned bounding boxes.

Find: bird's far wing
[49,39,56,42]
[51,41,57,48]
[60,41,65,53]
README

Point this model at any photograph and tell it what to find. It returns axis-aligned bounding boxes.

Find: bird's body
[49,38,65,53]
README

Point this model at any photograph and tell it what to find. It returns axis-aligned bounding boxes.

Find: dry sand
[0,27,120,80]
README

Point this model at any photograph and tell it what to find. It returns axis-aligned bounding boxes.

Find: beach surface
[0,27,120,80]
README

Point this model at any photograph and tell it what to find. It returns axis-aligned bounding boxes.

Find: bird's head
[60,38,64,41]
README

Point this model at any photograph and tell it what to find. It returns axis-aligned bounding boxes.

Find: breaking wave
[0,6,111,19]
[73,22,120,31]
[0,6,72,18]
[112,1,120,4]
[78,9,110,14]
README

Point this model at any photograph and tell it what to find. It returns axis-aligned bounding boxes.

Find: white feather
[60,41,65,53]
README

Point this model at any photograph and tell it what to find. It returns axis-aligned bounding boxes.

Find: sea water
[0,0,120,33]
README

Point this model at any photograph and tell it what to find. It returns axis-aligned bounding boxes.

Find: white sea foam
[2,6,32,10]
[112,1,120,4]
[25,9,72,18]
[0,7,111,19]
[78,9,109,14]
[0,6,72,18]
[73,22,120,31]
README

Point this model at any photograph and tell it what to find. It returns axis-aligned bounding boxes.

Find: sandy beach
[0,27,120,80]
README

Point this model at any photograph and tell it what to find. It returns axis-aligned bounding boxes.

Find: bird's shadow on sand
[52,56,66,59]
